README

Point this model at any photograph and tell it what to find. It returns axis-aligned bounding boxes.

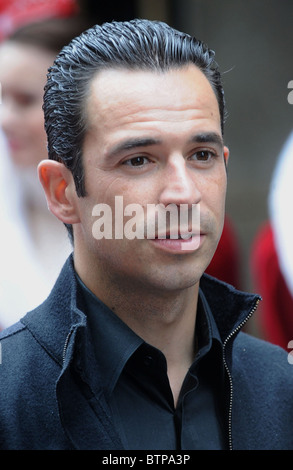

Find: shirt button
[143,355,153,367]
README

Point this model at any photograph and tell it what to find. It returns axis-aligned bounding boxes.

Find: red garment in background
[205,216,241,289]
[0,0,78,40]
[251,222,293,350]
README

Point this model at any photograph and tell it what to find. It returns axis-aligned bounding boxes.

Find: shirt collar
[76,274,223,395]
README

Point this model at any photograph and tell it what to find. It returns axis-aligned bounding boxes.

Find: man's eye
[191,150,216,161]
[123,156,149,167]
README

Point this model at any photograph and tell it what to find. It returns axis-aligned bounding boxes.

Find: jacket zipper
[62,329,74,365]
[222,298,261,450]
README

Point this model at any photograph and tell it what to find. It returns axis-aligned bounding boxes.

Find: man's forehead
[85,65,220,124]
[88,63,212,89]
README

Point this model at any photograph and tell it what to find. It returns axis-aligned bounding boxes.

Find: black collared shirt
[77,276,227,450]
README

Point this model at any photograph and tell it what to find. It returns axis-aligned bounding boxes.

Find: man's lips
[155,233,196,239]
[153,228,202,239]
[149,233,203,252]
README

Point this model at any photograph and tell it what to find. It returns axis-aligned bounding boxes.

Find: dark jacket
[0,255,293,450]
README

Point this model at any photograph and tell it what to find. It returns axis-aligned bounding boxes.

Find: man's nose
[159,154,201,207]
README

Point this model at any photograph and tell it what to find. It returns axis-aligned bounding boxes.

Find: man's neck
[75,253,199,405]
[111,284,198,406]
[111,283,198,355]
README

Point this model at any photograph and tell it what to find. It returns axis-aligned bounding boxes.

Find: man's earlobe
[38,160,80,224]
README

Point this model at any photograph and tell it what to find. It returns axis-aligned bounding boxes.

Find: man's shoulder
[0,320,31,358]
[235,330,288,354]
[0,320,26,340]
[0,256,77,369]
[233,331,293,381]
[0,315,62,371]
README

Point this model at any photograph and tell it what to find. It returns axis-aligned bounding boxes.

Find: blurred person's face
[0,41,55,167]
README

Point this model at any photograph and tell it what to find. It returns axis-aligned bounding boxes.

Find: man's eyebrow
[189,132,224,148]
[107,133,224,159]
[107,138,161,158]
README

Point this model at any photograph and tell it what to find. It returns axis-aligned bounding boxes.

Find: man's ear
[38,160,80,224]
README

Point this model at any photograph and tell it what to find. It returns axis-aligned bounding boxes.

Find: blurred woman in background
[0,16,91,327]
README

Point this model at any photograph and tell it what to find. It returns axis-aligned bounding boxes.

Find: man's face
[73,65,229,294]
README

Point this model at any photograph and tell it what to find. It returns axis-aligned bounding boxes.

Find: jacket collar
[21,255,83,366]
[199,273,261,344]
[22,254,261,367]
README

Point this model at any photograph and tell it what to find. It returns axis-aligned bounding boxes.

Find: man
[0,19,292,450]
